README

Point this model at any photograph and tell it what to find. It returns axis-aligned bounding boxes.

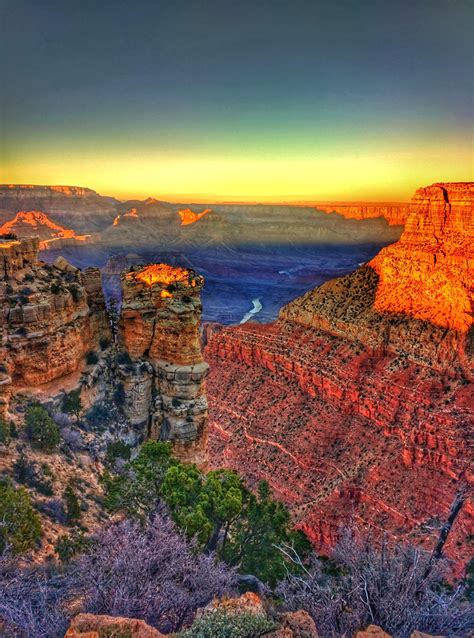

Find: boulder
[355,626,392,638]
[267,610,318,637]
[65,613,165,637]
[54,255,79,273]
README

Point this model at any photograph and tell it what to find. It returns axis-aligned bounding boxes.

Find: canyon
[205,182,473,563]
[0,185,404,325]
[0,181,471,567]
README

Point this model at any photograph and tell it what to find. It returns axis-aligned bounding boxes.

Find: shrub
[50,282,61,294]
[114,382,126,409]
[106,440,131,464]
[13,451,54,495]
[0,558,70,636]
[63,481,81,525]
[276,530,473,637]
[99,336,111,350]
[178,608,276,637]
[0,480,42,555]
[25,405,60,451]
[85,402,112,429]
[55,530,91,563]
[117,350,133,366]
[74,517,236,633]
[35,498,68,524]
[0,515,235,637]
[62,389,82,421]
[85,350,99,365]
[67,283,81,302]
[0,418,11,447]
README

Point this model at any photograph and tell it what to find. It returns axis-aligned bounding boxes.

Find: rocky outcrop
[0,237,39,277]
[0,185,120,233]
[205,183,473,563]
[65,613,165,637]
[0,238,110,415]
[119,264,209,468]
[315,202,410,226]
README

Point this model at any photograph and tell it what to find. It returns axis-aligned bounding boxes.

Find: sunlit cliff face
[369,182,473,333]
[112,208,139,226]
[130,264,196,287]
[178,208,212,226]
[0,211,88,249]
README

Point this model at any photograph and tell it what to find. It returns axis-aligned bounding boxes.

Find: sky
[0,0,472,202]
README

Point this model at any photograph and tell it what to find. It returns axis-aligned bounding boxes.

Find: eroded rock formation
[119,264,209,468]
[0,238,110,416]
[0,210,88,249]
[205,182,473,563]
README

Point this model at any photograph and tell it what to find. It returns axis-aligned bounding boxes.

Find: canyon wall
[315,201,410,225]
[205,182,473,562]
[118,264,209,468]
[0,185,120,233]
[0,238,110,416]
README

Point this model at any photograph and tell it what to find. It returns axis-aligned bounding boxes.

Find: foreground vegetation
[0,427,472,637]
[103,440,310,585]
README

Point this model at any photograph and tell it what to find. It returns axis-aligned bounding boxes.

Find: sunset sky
[1,0,472,202]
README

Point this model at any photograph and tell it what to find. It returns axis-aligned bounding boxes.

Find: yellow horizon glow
[2,143,472,203]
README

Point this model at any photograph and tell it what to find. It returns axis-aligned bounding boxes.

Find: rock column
[119,264,209,468]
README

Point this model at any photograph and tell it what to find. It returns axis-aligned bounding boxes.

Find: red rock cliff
[205,182,473,563]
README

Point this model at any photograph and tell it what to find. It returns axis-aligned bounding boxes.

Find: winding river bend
[240,298,263,324]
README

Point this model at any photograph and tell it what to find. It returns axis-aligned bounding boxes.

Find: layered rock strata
[315,201,410,225]
[0,238,110,416]
[205,182,473,563]
[119,264,209,468]
[0,184,120,233]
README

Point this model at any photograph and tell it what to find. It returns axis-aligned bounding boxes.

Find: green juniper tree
[25,404,60,451]
[62,389,83,421]
[63,480,81,525]
[104,441,309,584]
[0,479,42,554]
